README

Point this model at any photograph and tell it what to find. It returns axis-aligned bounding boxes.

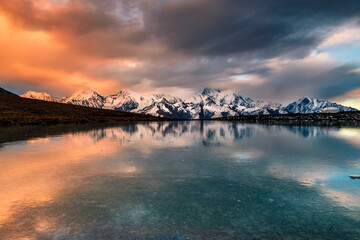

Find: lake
[0,121,360,239]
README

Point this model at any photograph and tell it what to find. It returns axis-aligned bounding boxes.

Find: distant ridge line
[20,87,358,119]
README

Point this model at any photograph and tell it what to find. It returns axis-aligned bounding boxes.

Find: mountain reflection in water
[0,121,360,239]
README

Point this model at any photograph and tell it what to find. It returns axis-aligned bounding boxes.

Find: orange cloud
[0,0,142,96]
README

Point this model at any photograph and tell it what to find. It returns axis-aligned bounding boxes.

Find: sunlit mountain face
[0,0,360,109]
[0,122,360,239]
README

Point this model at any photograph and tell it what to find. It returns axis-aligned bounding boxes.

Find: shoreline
[1,111,360,127]
[213,111,360,126]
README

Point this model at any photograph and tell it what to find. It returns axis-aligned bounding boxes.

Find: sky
[0,0,359,108]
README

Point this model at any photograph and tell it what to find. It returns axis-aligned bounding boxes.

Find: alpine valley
[21,88,358,119]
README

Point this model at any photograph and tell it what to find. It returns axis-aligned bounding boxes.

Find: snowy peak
[112,89,138,97]
[20,88,358,119]
[65,88,104,108]
[296,96,314,106]
[22,91,51,99]
[67,88,103,101]
[185,88,288,118]
[21,91,61,102]
[284,97,357,114]
[104,90,145,111]
[201,88,221,96]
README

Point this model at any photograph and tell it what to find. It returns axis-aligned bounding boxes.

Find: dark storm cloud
[145,0,360,58]
[317,68,360,98]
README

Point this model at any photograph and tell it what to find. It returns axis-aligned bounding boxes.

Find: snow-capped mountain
[66,88,104,108]
[22,91,63,102]
[188,88,285,118]
[284,97,357,114]
[20,88,358,119]
[103,89,192,118]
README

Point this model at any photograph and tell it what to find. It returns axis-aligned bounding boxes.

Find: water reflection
[0,122,360,239]
[330,127,360,148]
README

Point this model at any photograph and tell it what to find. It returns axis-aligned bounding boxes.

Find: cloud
[0,12,125,96]
[0,0,156,59]
[237,53,360,102]
[0,0,359,104]
[2,0,360,60]
[331,88,360,110]
[321,20,360,47]
[145,0,360,58]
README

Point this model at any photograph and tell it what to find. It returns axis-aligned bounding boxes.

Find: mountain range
[21,88,358,119]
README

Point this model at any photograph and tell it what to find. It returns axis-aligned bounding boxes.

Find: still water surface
[0,121,360,239]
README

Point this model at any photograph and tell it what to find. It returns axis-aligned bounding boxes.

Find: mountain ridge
[0,88,165,126]
[21,88,358,119]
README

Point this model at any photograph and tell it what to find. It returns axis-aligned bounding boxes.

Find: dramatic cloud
[0,0,359,105]
[146,0,360,57]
